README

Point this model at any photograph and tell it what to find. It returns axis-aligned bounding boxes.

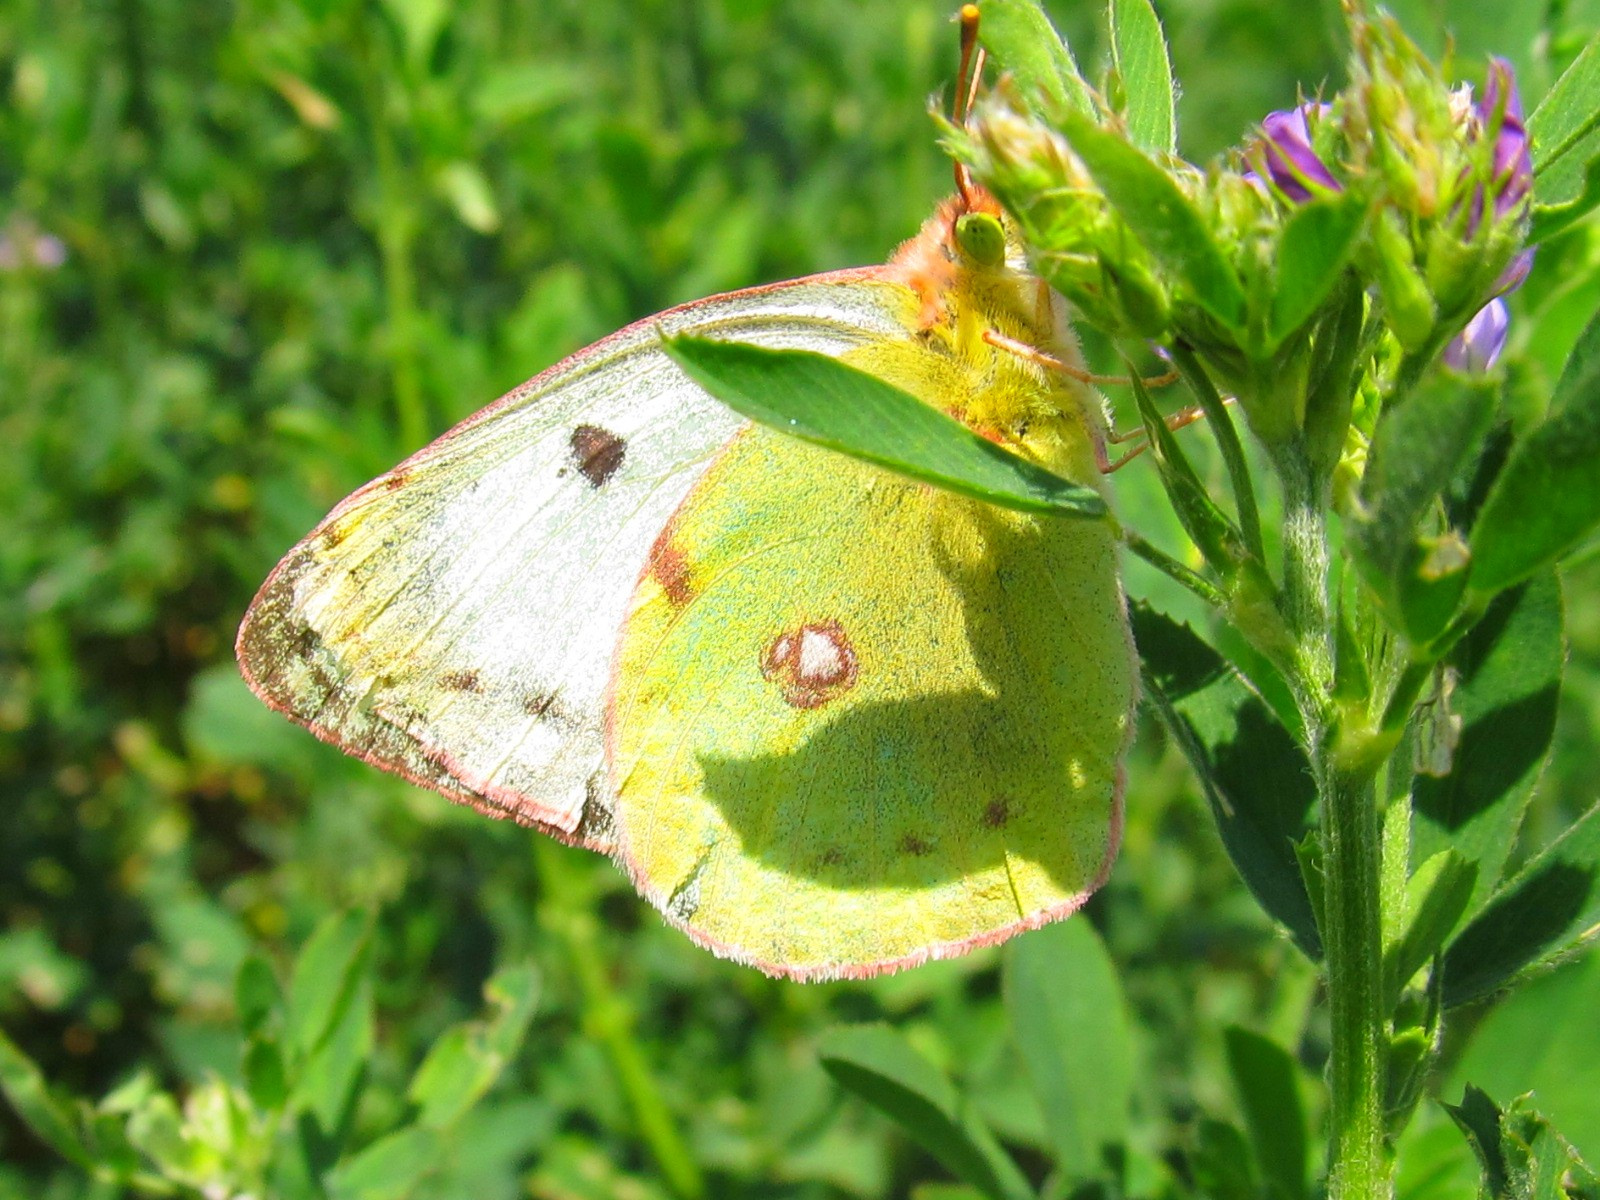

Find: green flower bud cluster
[951,7,1533,454]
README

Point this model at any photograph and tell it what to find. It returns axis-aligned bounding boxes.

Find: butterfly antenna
[953,3,984,209]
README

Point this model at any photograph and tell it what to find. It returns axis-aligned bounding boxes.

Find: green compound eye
[954,212,1006,267]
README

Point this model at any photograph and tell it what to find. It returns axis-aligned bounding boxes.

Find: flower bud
[1441,297,1509,372]
[1253,104,1341,202]
[1481,57,1531,219]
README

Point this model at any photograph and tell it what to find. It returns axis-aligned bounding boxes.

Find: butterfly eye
[954,212,1006,267]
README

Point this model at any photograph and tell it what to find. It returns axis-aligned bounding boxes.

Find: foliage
[3,0,1600,1198]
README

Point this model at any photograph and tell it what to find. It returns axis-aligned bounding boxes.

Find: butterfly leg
[1097,395,1243,472]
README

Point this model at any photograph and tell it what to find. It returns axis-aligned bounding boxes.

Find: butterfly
[236,13,1139,982]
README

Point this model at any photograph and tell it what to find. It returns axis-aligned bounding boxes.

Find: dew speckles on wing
[569,424,627,487]
[760,620,859,709]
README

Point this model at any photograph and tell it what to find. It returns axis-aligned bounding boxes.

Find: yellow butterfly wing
[237,274,916,849]
[607,241,1139,979]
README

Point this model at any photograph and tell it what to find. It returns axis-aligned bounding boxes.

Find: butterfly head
[953,209,1006,269]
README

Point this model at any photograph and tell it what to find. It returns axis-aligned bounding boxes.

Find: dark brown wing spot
[577,773,617,845]
[818,846,845,868]
[570,424,627,487]
[383,469,411,492]
[761,620,859,709]
[982,797,1012,828]
[899,834,932,857]
[440,670,482,692]
[522,692,557,717]
[292,624,322,662]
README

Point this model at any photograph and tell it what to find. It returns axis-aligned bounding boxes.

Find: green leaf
[237,954,284,1040]
[294,971,374,1130]
[1304,277,1368,480]
[1387,1024,1436,1137]
[1137,610,1322,957]
[1223,1027,1308,1200]
[287,910,372,1057]
[1470,304,1600,595]
[1293,833,1327,946]
[1129,601,1229,700]
[977,0,1094,118]
[123,1091,190,1179]
[911,1187,990,1200]
[1446,1085,1511,1196]
[330,1126,443,1200]
[1412,574,1564,920]
[1348,373,1496,645]
[1054,109,1247,329]
[1444,1086,1600,1200]
[1530,32,1600,208]
[378,0,448,69]
[818,1025,1033,1200]
[1442,804,1600,1007]
[1191,1119,1259,1200]
[0,1029,93,1169]
[1530,157,1600,245]
[244,1036,291,1112]
[1448,951,1600,1167]
[408,967,537,1130]
[1500,1104,1599,1200]
[408,1029,480,1130]
[1128,369,1249,577]
[1109,0,1175,156]
[662,336,1106,518]
[1004,920,1132,1186]
[436,161,500,235]
[1268,197,1367,350]
[1395,1105,1480,1200]
[480,963,540,1059]
[1384,851,1476,1007]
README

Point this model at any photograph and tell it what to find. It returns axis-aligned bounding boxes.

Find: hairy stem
[1318,761,1388,1200]
[1275,439,1389,1200]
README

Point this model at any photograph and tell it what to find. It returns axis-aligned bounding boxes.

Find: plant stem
[534,841,707,1200]
[1318,762,1388,1200]
[1274,441,1336,716]
[1124,531,1227,606]
[1275,440,1389,1200]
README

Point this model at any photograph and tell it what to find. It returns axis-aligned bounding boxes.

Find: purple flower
[1494,247,1535,296]
[1256,104,1341,203]
[1442,297,1509,372]
[0,226,66,271]
[1442,243,1532,374]
[1480,57,1531,217]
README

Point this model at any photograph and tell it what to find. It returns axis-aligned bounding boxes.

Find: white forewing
[237,273,912,849]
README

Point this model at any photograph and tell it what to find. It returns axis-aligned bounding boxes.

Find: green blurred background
[3,0,1599,1195]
